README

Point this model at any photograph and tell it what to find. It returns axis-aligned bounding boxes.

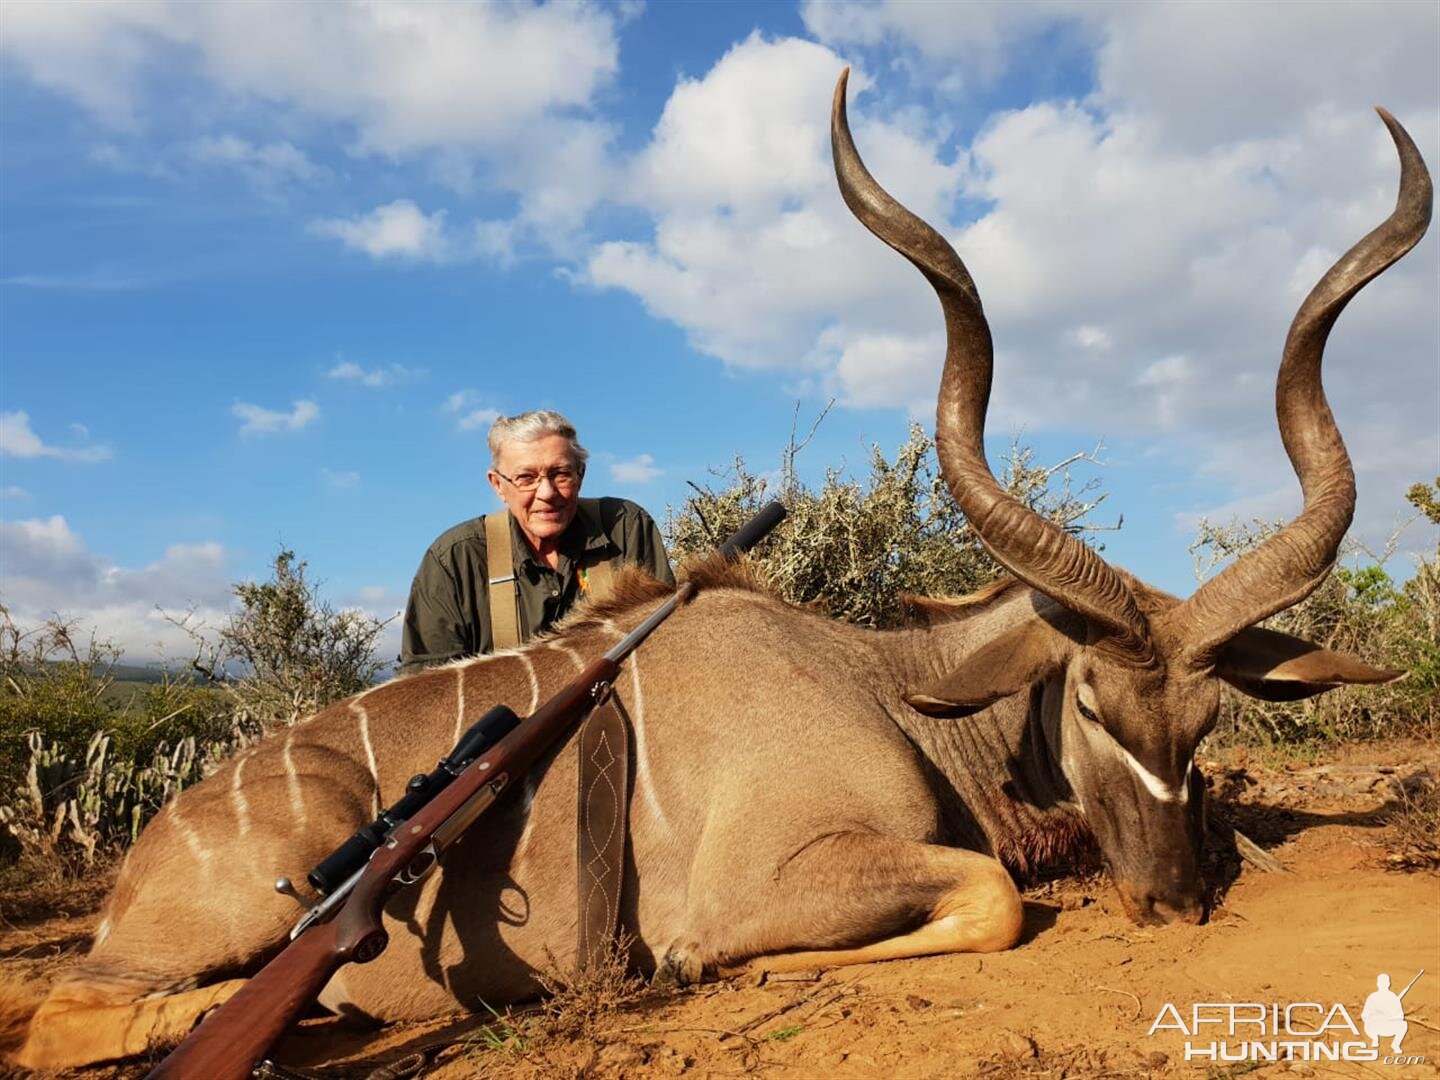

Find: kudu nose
[1116,880,1207,925]
[1141,893,1206,926]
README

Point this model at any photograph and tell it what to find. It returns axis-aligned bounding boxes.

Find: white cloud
[232,399,319,436]
[0,0,623,242]
[801,0,1077,90]
[0,1,620,147]
[1086,1,1437,149]
[0,515,234,660]
[1135,354,1194,432]
[584,35,957,369]
[473,219,518,267]
[346,585,406,670]
[822,330,942,412]
[442,389,501,433]
[187,134,326,187]
[311,200,451,262]
[585,14,1435,557]
[326,360,420,388]
[1,486,29,499]
[610,454,663,484]
[457,410,500,432]
[1,271,149,290]
[1068,325,1112,351]
[321,468,360,489]
[0,411,112,462]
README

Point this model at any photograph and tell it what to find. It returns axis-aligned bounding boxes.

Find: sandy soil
[4,745,1437,1080]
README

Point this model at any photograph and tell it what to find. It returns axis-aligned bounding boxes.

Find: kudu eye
[1074,692,1101,724]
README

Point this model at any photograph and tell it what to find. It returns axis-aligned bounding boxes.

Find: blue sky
[1,0,1436,663]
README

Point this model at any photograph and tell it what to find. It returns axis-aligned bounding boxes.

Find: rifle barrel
[1398,968,1425,999]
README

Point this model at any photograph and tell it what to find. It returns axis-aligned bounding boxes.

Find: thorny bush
[1190,477,1439,746]
[177,549,392,734]
[666,422,1114,629]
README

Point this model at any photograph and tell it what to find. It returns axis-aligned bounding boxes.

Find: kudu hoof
[652,941,704,989]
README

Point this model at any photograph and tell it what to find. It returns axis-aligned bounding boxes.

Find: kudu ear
[1216,626,1402,702]
[905,618,1073,717]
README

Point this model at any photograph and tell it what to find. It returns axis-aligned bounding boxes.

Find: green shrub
[179,549,392,732]
[666,422,1114,628]
[0,730,209,869]
[1190,491,1438,745]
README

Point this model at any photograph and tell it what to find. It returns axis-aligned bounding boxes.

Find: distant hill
[108,663,171,685]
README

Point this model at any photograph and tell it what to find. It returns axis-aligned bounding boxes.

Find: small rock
[905,994,933,1010]
[1145,1050,1169,1068]
[998,1030,1038,1060]
[654,1047,691,1075]
[595,1043,647,1072]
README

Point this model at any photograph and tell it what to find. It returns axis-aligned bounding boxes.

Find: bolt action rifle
[148,502,786,1080]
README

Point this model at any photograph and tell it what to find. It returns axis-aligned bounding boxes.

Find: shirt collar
[509,499,611,577]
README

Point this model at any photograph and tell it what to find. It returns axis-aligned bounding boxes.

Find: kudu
[8,72,1431,1070]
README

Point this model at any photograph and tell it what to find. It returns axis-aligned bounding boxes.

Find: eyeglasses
[494,467,581,493]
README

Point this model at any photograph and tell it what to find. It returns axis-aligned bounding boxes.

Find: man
[1362,972,1411,1054]
[400,410,673,674]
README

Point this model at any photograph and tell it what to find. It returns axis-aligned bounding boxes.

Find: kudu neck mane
[886,580,1096,877]
[888,698,1093,877]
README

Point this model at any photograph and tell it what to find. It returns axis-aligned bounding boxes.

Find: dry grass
[529,935,650,1042]
[0,852,115,927]
[1382,779,1440,871]
[666,422,1113,630]
[463,933,655,1077]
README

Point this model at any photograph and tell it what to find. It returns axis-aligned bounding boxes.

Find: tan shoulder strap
[484,512,521,651]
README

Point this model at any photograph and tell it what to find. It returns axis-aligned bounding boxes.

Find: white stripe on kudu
[282,728,307,830]
[230,753,252,837]
[1115,737,1189,804]
[520,653,539,713]
[351,700,381,815]
[512,778,540,862]
[454,664,466,744]
[627,650,670,835]
[547,641,584,672]
[167,800,213,869]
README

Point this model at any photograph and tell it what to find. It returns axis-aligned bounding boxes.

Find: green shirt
[399,497,673,674]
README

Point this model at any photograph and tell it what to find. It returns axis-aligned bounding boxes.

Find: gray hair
[487,410,589,471]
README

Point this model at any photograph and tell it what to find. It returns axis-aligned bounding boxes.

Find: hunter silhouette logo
[1147,968,1428,1066]
[1364,970,1424,1055]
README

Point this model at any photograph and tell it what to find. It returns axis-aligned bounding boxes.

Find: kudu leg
[13,975,247,1070]
[671,832,1023,982]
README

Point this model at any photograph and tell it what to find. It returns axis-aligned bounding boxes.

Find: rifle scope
[306,702,521,895]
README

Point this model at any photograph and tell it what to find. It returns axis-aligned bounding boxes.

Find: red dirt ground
[4,744,1437,1080]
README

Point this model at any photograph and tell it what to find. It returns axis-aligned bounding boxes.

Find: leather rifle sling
[576,690,630,970]
[484,512,522,651]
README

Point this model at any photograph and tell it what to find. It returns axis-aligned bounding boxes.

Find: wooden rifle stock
[149,657,620,1079]
[145,923,343,1080]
